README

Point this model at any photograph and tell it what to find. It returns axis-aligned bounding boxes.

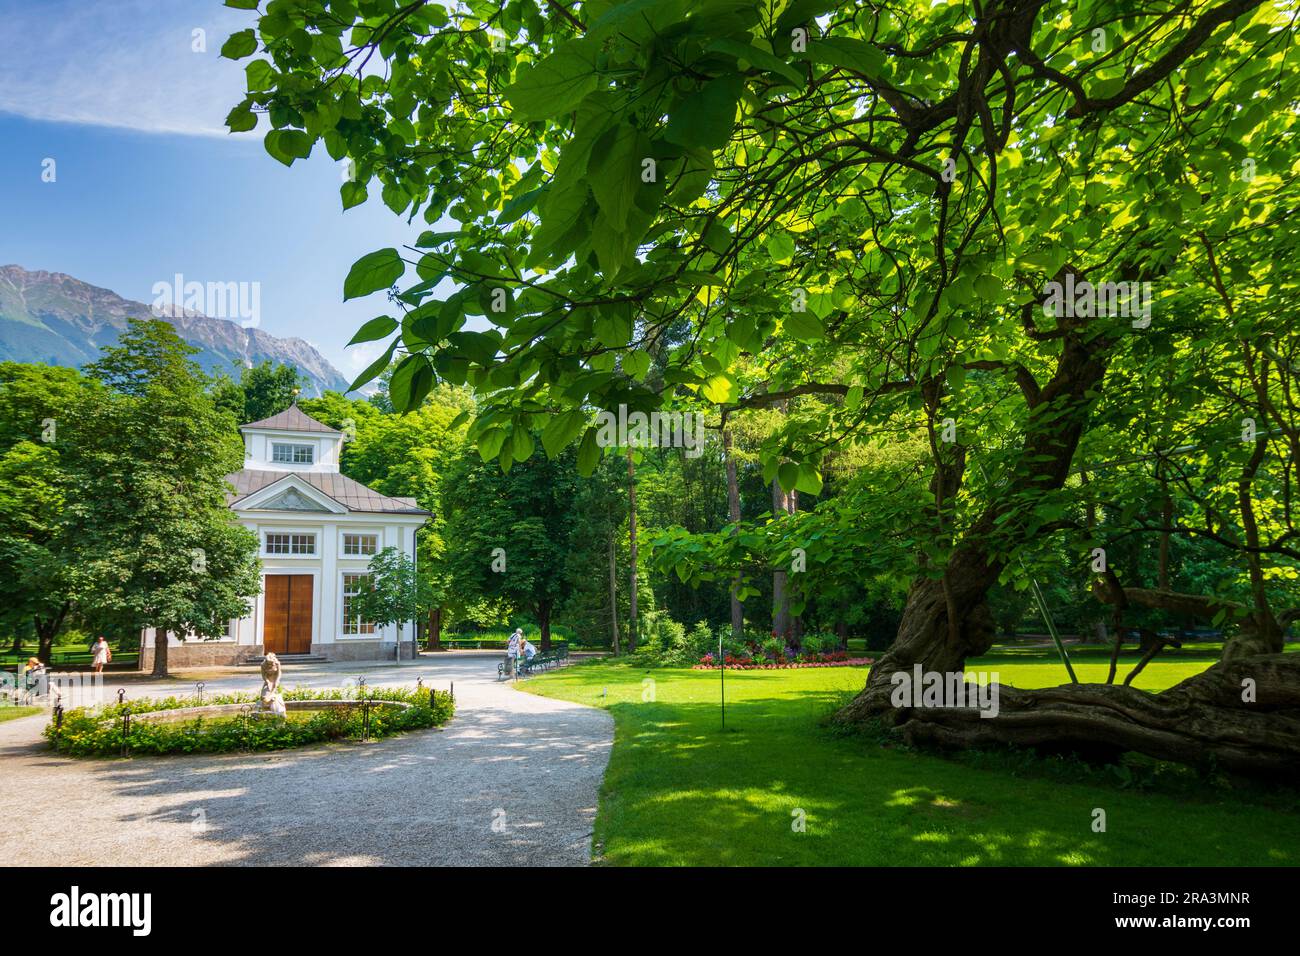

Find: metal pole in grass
[975,461,1077,683]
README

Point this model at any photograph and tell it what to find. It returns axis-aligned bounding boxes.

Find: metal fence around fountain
[119,706,132,758]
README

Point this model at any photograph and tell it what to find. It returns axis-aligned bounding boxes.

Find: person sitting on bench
[23,657,45,692]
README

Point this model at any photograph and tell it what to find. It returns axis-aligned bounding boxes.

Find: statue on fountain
[257,652,286,717]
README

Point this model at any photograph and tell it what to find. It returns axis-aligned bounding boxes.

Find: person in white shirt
[91,636,111,674]
[506,629,523,678]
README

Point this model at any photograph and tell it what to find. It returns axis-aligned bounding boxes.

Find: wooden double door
[264,574,313,654]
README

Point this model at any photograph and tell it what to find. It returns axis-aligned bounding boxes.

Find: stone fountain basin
[129,699,412,724]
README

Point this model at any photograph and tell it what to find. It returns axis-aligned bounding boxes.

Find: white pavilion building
[140,406,429,668]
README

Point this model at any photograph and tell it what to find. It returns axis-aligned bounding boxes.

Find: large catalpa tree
[226,0,1300,773]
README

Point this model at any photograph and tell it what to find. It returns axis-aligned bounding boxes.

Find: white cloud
[0,0,256,137]
[344,337,388,373]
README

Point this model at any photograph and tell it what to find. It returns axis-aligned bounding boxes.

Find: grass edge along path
[522,653,1300,866]
[0,706,42,724]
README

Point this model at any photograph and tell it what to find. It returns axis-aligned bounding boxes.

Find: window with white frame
[265,532,316,555]
[343,533,379,556]
[342,572,375,635]
[271,442,315,465]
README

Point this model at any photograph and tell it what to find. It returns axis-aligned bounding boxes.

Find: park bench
[1,668,48,706]
[496,645,570,679]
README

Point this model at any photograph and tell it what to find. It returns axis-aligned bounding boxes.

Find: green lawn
[0,706,43,723]
[1,644,138,670]
[522,653,1300,866]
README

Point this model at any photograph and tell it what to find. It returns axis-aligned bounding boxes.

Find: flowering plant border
[693,654,875,671]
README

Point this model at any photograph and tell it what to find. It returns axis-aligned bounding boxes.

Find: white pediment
[236,475,347,514]
[259,487,330,512]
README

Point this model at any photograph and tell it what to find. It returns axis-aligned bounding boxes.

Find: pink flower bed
[693,655,875,671]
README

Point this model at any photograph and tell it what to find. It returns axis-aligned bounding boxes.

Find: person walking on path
[91,636,111,674]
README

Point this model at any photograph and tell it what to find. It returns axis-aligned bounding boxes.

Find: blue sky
[0,0,443,380]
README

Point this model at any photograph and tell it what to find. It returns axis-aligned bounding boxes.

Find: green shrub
[727,641,751,660]
[800,633,827,656]
[634,611,687,665]
[634,617,748,666]
[44,685,454,758]
[674,621,716,665]
[646,611,685,653]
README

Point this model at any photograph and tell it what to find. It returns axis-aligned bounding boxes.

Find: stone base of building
[312,640,418,662]
[139,639,420,670]
[139,641,257,671]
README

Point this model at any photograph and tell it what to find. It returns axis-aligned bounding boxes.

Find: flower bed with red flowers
[693,652,875,670]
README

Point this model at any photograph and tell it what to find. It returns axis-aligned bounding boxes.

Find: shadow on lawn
[594,693,1300,867]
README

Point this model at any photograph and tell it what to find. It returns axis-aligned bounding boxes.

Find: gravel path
[0,654,612,866]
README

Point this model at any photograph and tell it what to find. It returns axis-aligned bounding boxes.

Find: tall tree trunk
[724,427,743,640]
[770,400,793,642]
[771,475,791,640]
[35,624,56,665]
[33,603,69,663]
[626,447,639,653]
[788,488,802,646]
[151,630,170,677]
[1158,468,1173,591]
[607,532,621,655]
[427,606,442,651]
[537,601,553,653]
[1092,620,1109,645]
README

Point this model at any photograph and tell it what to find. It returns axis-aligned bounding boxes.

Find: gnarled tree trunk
[864,654,1300,779]
[841,309,1110,724]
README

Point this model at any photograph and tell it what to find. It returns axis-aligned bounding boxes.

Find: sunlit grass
[0,706,42,723]
[523,652,1300,866]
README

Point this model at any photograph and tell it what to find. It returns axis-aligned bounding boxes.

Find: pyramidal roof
[225,470,429,515]
[241,405,341,435]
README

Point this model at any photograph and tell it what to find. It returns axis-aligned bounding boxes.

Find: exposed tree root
[837,654,1300,779]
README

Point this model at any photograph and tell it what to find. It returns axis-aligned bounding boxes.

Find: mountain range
[0,265,349,396]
